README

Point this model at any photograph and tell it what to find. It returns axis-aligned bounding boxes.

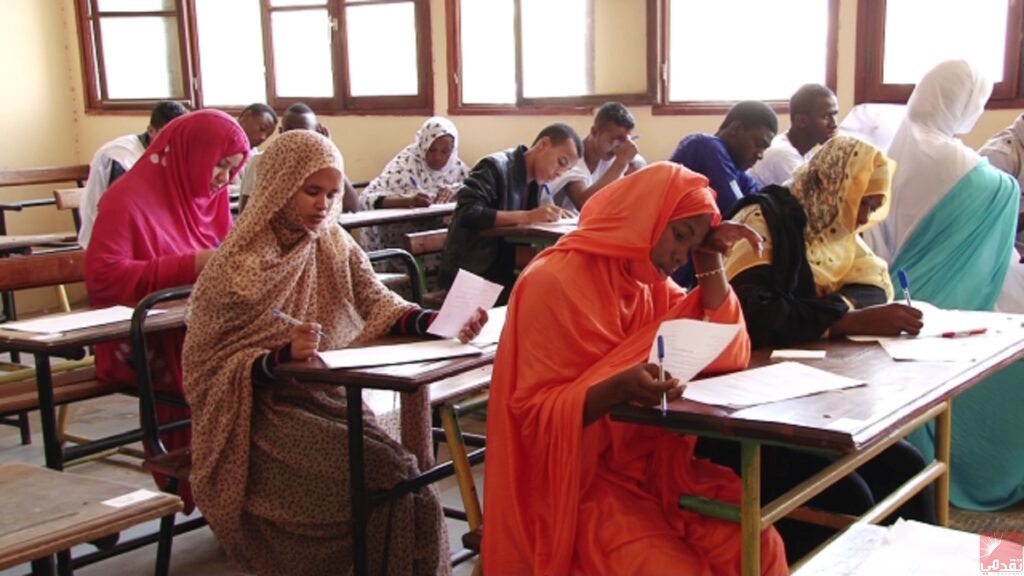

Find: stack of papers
[683,361,865,408]
[318,340,483,370]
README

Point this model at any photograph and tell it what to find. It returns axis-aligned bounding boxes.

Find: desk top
[483,220,577,240]
[275,341,496,393]
[0,462,182,570]
[611,336,1024,452]
[0,234,78,255]
[338,203,455,230]
[0,302,187,355]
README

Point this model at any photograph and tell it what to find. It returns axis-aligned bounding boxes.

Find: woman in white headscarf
[358,117,470,273]
[979,113,1024,191]
[863,59,1024,512]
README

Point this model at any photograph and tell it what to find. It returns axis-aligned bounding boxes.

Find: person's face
[425,135,455,171]
[649,214,713,278]
[591,123,632,161]
[292,167,342,231]
[857,194,885,228]
[239,111,277,148]
[280,112,317,133]
[796,94,839,146]
[723,122,775,171]
[210,153,245,194]
[532,137,580,184]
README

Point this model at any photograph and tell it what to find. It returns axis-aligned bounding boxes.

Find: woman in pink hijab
[85,109,249,508]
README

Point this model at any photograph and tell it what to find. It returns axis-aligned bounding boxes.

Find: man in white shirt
[78,101,188,246]
[748,84,838,188]
[549,102,645,211]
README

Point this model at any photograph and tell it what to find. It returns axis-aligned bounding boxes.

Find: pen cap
[657,334,665,359]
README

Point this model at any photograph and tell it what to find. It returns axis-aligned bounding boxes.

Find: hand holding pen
[408,176,433,208]
[272,308,325,361]
[658,335,668,415]
[897,268,913,306]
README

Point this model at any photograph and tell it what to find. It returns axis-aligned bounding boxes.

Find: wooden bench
[403,228,448,308]
[0,164,90,234]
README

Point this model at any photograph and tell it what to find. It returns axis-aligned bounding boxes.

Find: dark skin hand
[583,363,682,426]
[830,303,923,337]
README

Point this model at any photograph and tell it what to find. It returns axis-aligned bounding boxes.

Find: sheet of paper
[848,301,1021,342]
[646,320,741,384]
[318,340,483,370]
[683,361,865,408]
[879,333,1021,362]
[2,305,163,335]
[770,349,827,360]
[850,519,1014,576]
[101,488,161,508]
[469,306,507,347]
[427,269,503,339]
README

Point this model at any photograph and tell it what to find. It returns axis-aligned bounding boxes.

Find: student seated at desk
[547,101,646,211]
[182,130,485,575]
[979,112,1024,192]
[85,110,249,510]
[237,103,359,215]
[79,100,188,247]
[484,162,787,575]
[439,123,581,300]
[229,103,277,198]
[720,136,934,561]
[862,60,1024,512]
[748,83,838,188]
[358,116,470,272]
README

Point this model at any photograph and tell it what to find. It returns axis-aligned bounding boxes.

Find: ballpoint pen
[897,268,912,306]
[658,335,667,416]
[409,175,419,190]
[941,328,987,338]
[272,308,327,338]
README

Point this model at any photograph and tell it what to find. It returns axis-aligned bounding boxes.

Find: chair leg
[18,412,30,445]
[154,478,179,576]
[439,404,482,530]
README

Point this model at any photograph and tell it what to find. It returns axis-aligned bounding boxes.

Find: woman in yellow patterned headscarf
[724,135,921,347]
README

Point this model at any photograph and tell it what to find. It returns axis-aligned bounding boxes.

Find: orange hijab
[483,162,752,574]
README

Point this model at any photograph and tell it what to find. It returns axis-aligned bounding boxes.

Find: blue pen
[657,335,667,416]
[272,308,327,339]
[409,175,419,190]
[897,268,912,306]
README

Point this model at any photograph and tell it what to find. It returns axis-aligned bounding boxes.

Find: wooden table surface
[338,203,455,230]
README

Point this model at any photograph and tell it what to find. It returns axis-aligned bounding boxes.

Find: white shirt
[748,133,808,188]
[79,133,147,247]
[548,156,621,210]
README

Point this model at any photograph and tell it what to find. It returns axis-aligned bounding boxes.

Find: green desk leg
[935,400,952,526]
[741,439,762,576]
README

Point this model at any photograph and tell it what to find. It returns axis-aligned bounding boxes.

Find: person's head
[907,59,992,137]
[237,103,278,148]
[717,101,779,170]
[251,130,344,237]
[146,100,189,140]
[789,84,838,146]
[527,123,582,184]
[415,117,460,172]
[280,103,318,133]
[589,102,636,161]
[790,135,893,240]
[145,109,249,197]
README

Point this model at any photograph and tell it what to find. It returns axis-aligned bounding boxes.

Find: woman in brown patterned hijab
[183,130,477,575]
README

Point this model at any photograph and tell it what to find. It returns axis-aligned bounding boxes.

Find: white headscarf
[863,59,993,262]
[837,103,907,154]
[359,116,469,209]
[979,113,1024,190]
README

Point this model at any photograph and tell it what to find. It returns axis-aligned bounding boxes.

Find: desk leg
[740,440,761,576]
[347,384,368,576]
[34,353,62,471]
[30,556,55,576]
[935,400,952,527]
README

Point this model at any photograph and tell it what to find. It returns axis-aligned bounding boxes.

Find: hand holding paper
[427,269,503,339]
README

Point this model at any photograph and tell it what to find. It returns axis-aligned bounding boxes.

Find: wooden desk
[0,462,182,575]
[610,337,1024,576]
[338,203,455,230]
[0,304,188,470]
[0,234,78,257]
[275,344,496,576]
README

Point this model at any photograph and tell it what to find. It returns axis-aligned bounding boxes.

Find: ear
[589,124,600,138]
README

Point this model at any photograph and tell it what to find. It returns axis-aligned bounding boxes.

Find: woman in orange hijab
[483,162,788,575]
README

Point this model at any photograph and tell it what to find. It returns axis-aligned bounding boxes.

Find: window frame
[854,0,1024,107]
[74,0,434,115]
[444,0,657,116]
[651,0,840,116]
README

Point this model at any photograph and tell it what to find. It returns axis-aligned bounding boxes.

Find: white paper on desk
[849,519,1001,576]
[102,488,161,508]
[683,361,865,408]
[770,349,827,360]
[469,306,507,347]
[318,340,482,369]
[878,333,1021,362]
[646,320,741,383]
[2,305,164,335]
[427,269,503,339]
[847,301,1000,341]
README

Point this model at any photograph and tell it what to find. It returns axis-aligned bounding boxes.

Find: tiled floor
[0,395,483,576]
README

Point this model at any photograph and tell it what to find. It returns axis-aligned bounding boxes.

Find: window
[856,0,1024,106]
[446,0,651,113]
[655,0,838,114]
[74,0,433,114]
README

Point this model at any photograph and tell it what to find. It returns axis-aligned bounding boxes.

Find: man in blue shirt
[668,101,777,286]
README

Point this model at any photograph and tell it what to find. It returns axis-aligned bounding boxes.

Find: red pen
[941,328,987,338]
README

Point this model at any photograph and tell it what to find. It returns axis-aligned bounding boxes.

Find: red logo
[980,532,1024,574]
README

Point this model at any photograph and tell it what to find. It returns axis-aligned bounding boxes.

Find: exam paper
[850,519,1013,576]
[2,305,163,335]
[645,319,741,383]
[427,269,503,339]
[683,361,865,408]
[469,306,507,347]
[318,340,483,370]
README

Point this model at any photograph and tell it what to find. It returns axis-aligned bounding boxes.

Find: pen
[657,335,667,416]
[941,328,987,338]
[409,175,419,190]
[272,308,327,338]
[897,268,912,306]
